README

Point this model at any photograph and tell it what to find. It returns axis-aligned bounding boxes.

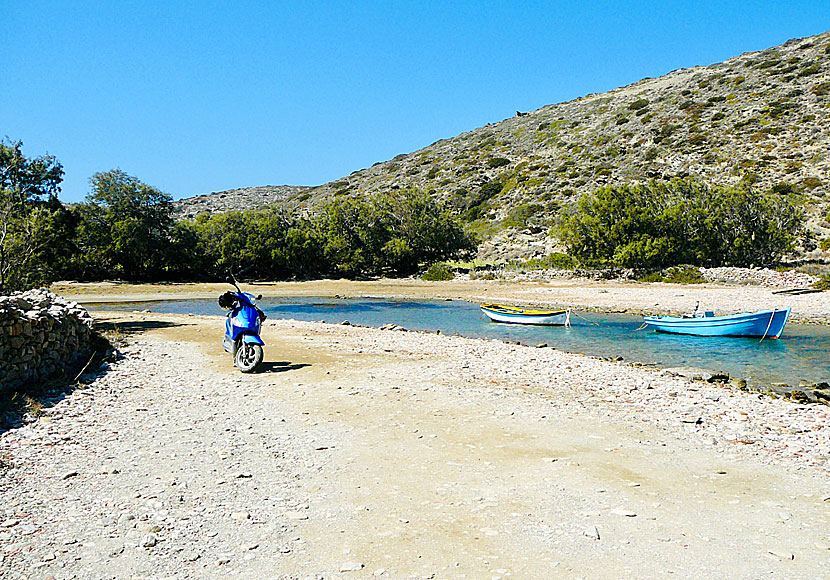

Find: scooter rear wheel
[235,343,263,373]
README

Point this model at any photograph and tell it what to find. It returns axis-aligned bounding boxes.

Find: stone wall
[0,289,96,391]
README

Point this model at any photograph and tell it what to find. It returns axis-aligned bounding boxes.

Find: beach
[1,280,829,578]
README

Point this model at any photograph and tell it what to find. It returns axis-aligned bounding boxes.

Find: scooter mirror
[256,295,263,300]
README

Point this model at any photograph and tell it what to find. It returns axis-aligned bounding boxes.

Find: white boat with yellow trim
[480,303,571,326]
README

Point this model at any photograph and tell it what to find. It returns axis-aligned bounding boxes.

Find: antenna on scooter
[227,272,242,293]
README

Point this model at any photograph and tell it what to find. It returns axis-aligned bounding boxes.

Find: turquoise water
[90,297,830,387]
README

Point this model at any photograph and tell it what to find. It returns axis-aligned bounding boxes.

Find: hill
[175,32,830,262]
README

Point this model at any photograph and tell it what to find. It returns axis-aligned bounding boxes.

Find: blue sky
[3,1,830,203]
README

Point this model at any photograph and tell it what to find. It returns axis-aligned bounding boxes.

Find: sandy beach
[1,280,829,578]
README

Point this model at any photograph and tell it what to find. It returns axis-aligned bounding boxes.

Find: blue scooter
[218,278,266,373]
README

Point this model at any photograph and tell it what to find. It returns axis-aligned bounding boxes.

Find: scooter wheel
[235,343,263,373]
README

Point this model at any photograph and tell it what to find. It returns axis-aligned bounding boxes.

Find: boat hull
[643,308,791,338]
[481,304,570,326]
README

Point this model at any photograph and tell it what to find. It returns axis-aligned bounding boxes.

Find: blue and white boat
[643,307,791,338]
[481,303,571,326]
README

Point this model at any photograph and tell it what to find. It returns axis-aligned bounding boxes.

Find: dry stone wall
[0,289,95,391]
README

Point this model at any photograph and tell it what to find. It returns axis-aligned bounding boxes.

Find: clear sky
[3,1,830,203]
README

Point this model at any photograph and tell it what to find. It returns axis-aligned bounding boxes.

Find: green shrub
[504,203,543,228]
[811,82,830,96]
[813,273,830,291]
[637,266,704,284]
[629,98,649,110]
[771,183,796,195]
[798,64,821,77]
[487,157,511,169]
[557,179,804,269]
[422,262,455,281]
[544,252,575,269]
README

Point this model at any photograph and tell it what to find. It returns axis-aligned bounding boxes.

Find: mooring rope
[568,309,600,326]
[759,310,776,343]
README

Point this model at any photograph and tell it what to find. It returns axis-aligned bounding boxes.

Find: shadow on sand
[257,361,311,374]
[0,319,185,437]
[94,318,184,336]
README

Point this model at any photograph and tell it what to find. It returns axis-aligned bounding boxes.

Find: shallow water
[90,296,830,387]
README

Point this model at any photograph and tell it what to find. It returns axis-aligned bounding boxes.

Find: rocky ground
[2,310,829,579]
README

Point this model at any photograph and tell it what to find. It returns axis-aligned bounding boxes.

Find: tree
[85,169,175,280]
[374,188,475,275]
[0,140,64,291]
[316,189,475,278]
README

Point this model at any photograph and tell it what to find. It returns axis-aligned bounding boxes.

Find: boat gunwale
[480,303,567,317]
[643,308,790,326]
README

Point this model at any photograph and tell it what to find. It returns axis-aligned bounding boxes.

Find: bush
[504,203,543,228]
[810,82,830,96]
[545,252,575,269]
[813,274,830,291]
[422,262,455,281]
[637,265,705,284]
[487,157,511,169]
[557,179,804,269]
[798,64,821,77]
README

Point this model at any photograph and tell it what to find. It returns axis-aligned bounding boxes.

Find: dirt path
[2,312,829,579]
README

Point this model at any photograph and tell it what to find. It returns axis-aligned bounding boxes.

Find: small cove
[90,296,830,388]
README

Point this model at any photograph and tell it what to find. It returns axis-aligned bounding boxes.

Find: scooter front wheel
[235,343,263,373]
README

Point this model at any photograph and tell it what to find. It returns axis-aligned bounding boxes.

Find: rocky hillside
[176,32,830,262]
[175,185,311,220]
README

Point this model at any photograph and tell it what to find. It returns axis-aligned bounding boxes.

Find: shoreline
[51,278,830,324]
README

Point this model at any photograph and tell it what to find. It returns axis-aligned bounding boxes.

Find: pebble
[340,561,365,572]
[584,526,601,540]
[141,534,157,547]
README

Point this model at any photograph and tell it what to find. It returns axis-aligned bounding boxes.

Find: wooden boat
[642,308,791,338]
[480,303,570,326]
